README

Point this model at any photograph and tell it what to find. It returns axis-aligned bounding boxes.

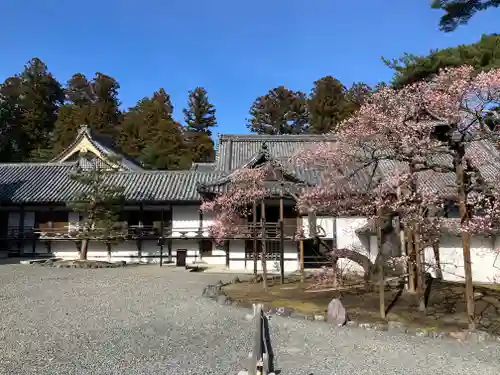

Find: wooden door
[176,249,187,267]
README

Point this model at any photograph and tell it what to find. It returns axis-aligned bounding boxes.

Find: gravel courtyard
[0,264,499,375]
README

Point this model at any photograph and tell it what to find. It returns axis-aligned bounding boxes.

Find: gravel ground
[0,264,499,375]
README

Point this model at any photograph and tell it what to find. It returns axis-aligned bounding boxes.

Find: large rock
[326,298,347,326]
[202,284,222,299]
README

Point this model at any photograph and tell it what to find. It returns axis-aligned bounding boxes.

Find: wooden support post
[407,228,417,293]
[279,198,285,284]
[377,213,385,319]
[253,201,257,276]
[159,209,164,267]
[137,204,144,260]
[224,240,230,269]
[414,223,426,312]
[248,303,263,375]
[18,205,25,255]
[47,207,54,254]
[197,210,203,262]
[261,200,268,291]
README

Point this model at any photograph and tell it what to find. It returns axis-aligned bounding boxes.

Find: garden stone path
[0,264,499,375]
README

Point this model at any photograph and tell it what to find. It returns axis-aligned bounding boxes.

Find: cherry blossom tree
[294,65,500,327]
[200,166,271,289]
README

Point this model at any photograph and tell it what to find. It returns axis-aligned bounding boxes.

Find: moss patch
[223,277,500,334]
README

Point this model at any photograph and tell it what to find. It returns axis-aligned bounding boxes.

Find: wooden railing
[1,222,299,241]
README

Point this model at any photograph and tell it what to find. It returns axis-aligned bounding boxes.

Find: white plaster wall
[52,240,165,264]
[424,234,500,283]
[171,239,201,263]
[201,240,226,265]
[335,217,374,275]
[228,240,298,273]
[172,205,205,238]
[300,216,336,239]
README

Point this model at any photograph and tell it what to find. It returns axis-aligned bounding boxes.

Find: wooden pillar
[253,201,257,275]
[198,210,203,261]
[135,204,144,260]
[224,240,230,268]
[261,200,268,291]
[377,212,385,319]
[167,239,172,263]
[298,216,305,282]
[18,205,25,254]
[47,207,54,254]
[159,209,164,267]
[166,208,172,263]
[279,198,285,284]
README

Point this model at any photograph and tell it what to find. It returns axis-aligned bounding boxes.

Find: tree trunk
[414,226,426,312]
[456,152,475,330]
[432,241,443,280]
[406,228,417,293]
[106,243,112,262]
[80,239,89,260]
[261,242,268,292]
[377,215,385,319]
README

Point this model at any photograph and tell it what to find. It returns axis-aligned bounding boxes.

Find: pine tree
[119,88,191,169]
[247,86,309,134]
[183,87,217,135]
[140,118,191,169]
[308,76,351,134]
[67,154,125,260]
[53,72,121,155]
[0,58,64,161]
[182,87,216,162]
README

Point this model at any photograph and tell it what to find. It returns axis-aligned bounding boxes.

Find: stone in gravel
[290,311,307,320]
[217,294,232,305]
[274,306,294,317]
[373,323,389,331]
[388,321,408,333]
[326,298,347,326]
[449,330,468,341]
[202,284,222,299]
[314,314,325,321]
[243,313,255,321]
[347,320,358,327]
[263,304,276,315]
[231,276,241,284]
[415,328,430,337]
[467,330,493,343]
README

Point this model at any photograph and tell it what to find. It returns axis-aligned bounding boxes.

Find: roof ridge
[219,134,336,141]
[0,162,76,167]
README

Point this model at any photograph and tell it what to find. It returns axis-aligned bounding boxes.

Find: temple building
[1,126,500,283]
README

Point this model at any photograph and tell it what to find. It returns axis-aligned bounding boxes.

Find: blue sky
[1,0,499,136]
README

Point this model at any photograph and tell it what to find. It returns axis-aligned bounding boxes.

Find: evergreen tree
[88,73,121,139]
[431,0,500,32]
[183,87,217,135]
[384,34,500,88]
[53,72,121,155]
[185,132,215,163]
[119,88,191,169]
[182,87,216,162]
[308,76,351,134]
[67,153,125,261]
[0,99,24,162]
[0,58,64,161]
[247,86,309,135]
[140,118,191,169]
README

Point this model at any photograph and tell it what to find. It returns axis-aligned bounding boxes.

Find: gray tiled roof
[214,134,335,172]
[51,125,145,171]
[190,162,216,172]
[0,163,223,204]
